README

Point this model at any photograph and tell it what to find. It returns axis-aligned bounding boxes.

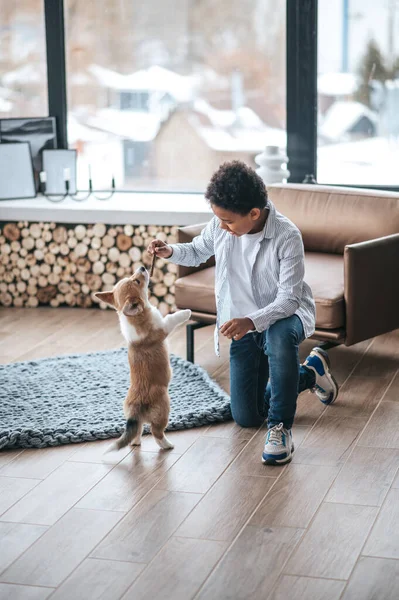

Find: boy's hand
[147,239,173,259]
[220,317,255,341]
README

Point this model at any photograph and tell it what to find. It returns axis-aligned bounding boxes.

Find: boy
[148,161,339,465]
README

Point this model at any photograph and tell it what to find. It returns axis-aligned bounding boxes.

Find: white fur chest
[118,307,165,345]
[118,313,143,344]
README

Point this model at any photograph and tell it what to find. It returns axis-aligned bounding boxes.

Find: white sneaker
[303,347,339,405]
[262,423,293,465]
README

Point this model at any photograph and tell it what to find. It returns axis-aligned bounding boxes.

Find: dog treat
[150,252,156,277]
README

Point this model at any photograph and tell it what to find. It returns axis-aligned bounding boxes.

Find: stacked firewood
[0,221,178,314]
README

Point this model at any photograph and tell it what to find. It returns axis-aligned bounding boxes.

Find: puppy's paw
[131,439,142,446]
[156,435,174,450]
[181,309,191,322]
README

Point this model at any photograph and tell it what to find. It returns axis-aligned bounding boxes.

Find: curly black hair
[205,160,268,215]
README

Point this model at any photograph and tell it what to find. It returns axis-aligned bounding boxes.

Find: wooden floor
[1,307,399,600]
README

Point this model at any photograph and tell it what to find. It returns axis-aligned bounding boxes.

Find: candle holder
[39,171,68,202]
[92,176,116,200]
[39,165,116,202]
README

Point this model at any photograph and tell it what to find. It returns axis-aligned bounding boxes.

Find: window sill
[0,192,213,225]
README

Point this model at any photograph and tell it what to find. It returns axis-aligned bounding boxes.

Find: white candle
[39,171,47,183]
[64,168,71,181]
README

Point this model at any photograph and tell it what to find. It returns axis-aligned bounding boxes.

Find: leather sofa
[174,184,399,362]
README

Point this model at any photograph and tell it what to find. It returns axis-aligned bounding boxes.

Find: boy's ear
[93,291,116,308]
[250,207,261,220]
[122,299,143,317]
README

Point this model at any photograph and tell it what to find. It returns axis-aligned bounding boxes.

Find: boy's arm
[247,232,306,333]
[168,217,217,267]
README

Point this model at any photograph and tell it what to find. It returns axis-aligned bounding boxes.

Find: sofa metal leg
[317,340,341,351]
[186,322,210,363]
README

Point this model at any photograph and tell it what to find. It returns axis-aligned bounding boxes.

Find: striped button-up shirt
[169,199,316,356]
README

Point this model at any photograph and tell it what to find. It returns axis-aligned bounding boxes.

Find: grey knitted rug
[0,349,231,450]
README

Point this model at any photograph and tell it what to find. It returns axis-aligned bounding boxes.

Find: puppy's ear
[94,291,116,308]
[122,299,143,317]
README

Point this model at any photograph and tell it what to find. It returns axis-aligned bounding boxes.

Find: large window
[318,0,399,185]
[65,0,286,192]
[0,2,48,118]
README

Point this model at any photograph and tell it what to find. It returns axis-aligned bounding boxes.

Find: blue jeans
[229,315,316,430]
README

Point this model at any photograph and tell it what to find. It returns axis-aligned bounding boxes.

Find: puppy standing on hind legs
[94,266,191,452]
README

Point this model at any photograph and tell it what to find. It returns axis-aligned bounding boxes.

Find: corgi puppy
[95,266,191,451]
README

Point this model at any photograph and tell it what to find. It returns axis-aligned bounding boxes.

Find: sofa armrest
[344,233,399,345]
[176,224,215,278]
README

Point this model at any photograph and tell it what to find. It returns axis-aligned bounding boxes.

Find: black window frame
[43,0,399,192]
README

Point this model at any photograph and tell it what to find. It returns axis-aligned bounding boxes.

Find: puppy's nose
[139,266,146,272]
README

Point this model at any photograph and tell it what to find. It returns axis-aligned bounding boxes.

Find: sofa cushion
[175,267,216,315]
[305,252,344,329]
[269,184,399,254]
[175,252,345,330]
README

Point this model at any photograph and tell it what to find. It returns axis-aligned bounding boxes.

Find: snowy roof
[318,72,359,97]
[193,99,265,130]
[89,64,196,102]
[2,64,43,86]
[317,136,399,186]
[319,101,377,141]
[187,100,286,152]
[86,108,161,142]
[195,125,286,152]
[0,86,13,112]
[67,115,109,144]
[0,98,12,112]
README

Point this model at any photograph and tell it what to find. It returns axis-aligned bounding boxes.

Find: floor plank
[176,472,273,542]
[357,402,399,448]
[383,369,399,403]
[226,426,281,478]
[294,392,326,427]
[324,376,385,419]
[155,436,247,494]
[2,307,399,600]
[0,583,53,600]
[0,446,78,480]
[0,309,86,364]
[76,450,180,513]
[250,464,339,529]
[392,469,399,489]
[226,426,311,479]
[0,450,24,470]
[92,489,202,563]
[351,331,399,381]
[139,427,206,454]
[49,558,144,600]
[121,537,226,600]
[0,522,47,574]
[317,340,371,386]
[68,441,133,465]
[202,421,258,440]
[1,461,112,525]
[341,556,399,600]
[362,488,399,559]
[270,575,345,600]
[0,508,122,587]
[196,525,303,600]
[326,446,399,506]
[285,502,378,579]
[13,310,117,362]
[292,415,368,466]
[0,477,40,517]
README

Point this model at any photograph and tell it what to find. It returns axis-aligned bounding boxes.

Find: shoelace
[310,384,327,395]
[267,423,284,445]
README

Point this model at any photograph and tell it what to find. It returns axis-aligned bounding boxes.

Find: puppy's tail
[106,418,139,453]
